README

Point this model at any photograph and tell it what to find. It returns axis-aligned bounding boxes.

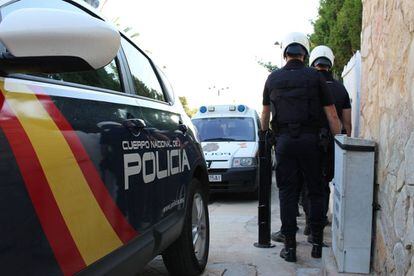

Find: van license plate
[209,174,222,182]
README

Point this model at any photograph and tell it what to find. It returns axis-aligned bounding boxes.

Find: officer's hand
[266,130,276,146]
[258,129,276,145]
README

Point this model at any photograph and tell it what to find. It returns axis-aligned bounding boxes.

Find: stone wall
[360,0,414,275]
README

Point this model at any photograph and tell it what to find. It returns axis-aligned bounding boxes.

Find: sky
[100,0,320,112]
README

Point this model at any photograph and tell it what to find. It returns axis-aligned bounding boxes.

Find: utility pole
[274,41,283,68]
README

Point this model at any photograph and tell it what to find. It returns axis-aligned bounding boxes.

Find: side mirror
[0,8,120,74]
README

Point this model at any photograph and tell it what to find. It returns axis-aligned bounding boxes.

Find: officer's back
[266,60,331,138]
[260,32,341,263]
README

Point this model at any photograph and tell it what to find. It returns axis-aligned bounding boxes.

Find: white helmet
[281,32,310,58]
[309,45,335,68]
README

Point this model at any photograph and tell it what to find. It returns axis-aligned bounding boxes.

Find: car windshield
[192,117,255,142]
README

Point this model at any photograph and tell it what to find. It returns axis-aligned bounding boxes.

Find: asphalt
[139,177,331,276]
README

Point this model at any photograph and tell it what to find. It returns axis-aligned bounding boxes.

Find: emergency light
[237,105,246,112]
[200,106,207,113]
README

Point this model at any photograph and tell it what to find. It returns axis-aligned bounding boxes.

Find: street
[140,177,330,276]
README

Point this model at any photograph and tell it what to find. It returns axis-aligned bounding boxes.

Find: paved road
[139,178,330,276]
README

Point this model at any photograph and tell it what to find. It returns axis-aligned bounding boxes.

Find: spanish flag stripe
[34,89,137,243]
[1,84,122,265]
[0,91,86,275]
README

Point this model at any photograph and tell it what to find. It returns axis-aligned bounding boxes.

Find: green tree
[179,96,197,118]
[310,0,362,76]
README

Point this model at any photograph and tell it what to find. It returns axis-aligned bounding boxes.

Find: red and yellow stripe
[0,81,137,275]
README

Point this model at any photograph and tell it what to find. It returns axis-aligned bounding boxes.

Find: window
[121,39,165,102]
[1,0,123,92]
[156,66,175,103]
[192,117,256,142]
[33,60,122,92]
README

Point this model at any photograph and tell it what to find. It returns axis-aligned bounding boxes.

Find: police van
[192,105,260,195]
[0,1,209,275]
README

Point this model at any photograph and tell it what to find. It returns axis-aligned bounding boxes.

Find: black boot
[311,244,322,258]
[271,227,299,243]
[280,236,296,262]
[271,231,285,243]
[311,233,323,259]
[308,234,328,247]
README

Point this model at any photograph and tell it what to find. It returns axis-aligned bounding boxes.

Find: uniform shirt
[319,70,351,121]
[262,59,335,128]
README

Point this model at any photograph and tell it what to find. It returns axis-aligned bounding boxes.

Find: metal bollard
[254,130,275,248]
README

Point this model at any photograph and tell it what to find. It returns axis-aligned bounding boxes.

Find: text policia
[123,139,191,190]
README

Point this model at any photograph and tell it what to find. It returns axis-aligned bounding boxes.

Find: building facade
[360,0,414,275]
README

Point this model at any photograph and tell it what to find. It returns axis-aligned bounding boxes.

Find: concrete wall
[361,0,414,275]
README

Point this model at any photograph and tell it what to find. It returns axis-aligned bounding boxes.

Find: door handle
[178,123,188,134]
[123,119,147,136]
[123,118,146,129]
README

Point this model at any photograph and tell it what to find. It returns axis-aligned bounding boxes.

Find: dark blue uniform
[319,70,351,223]
[320,70,351,181]
[263,59,334,240]
[320,70,351,122]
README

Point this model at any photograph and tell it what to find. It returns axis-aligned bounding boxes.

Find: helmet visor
[313,57,332,68]
[285,43,307,56]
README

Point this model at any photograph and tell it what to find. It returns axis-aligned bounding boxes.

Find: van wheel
[162,178,210,276]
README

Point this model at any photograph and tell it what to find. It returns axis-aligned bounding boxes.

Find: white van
[192,105,261,194]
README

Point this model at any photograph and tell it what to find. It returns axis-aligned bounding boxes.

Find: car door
[120,38,191,227]
[0,0,144,274]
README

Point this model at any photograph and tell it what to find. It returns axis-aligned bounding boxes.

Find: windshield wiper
[203,138,237,142]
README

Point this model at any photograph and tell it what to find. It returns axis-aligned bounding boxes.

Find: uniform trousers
[275,133,326,239]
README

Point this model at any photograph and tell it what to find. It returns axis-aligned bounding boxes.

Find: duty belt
[277,125,319,135]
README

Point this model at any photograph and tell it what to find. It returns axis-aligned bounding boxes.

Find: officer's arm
[261,105,271,131]
[319,74,341,135]
[342,108,352,136]
[324,105,341,135]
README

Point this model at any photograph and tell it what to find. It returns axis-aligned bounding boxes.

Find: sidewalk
[201,185,330,276]
[141,177,331,275]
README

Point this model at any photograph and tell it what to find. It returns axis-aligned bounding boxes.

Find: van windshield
[192,117,256,142]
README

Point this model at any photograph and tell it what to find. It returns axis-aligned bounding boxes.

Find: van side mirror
[0,8,120,74]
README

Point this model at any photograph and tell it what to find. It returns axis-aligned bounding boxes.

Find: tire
[162,178,210,276]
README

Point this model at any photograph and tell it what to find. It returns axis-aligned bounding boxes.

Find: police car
[192,105,260,195]
[0,1,209,275]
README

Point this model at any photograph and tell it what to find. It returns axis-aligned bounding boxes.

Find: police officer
[303,45,352,235]
[309,45,352,136]
[261,32,341,262]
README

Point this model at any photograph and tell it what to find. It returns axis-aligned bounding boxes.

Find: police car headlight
[232,157,257,167]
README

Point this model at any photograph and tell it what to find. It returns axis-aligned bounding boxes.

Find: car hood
[201,141,257,161]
